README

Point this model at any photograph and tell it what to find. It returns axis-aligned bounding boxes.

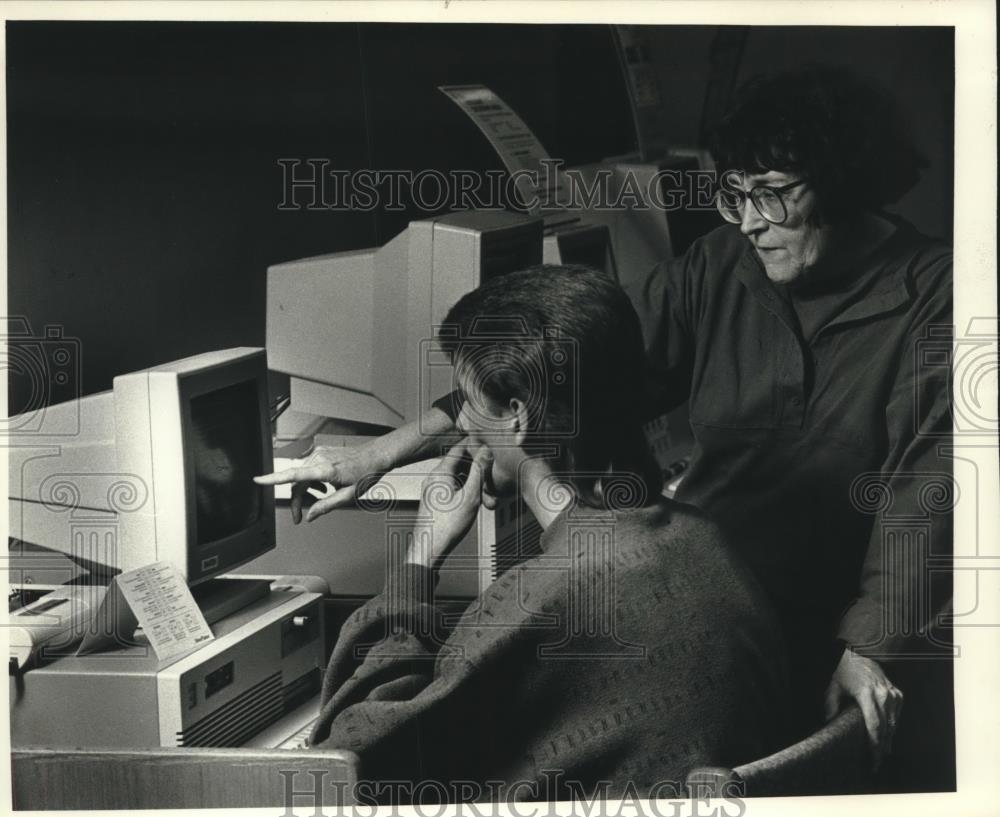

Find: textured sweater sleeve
[308,564,536,789]
[308,506,789,798]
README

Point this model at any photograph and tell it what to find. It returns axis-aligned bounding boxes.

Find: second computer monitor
[267,210,544,428]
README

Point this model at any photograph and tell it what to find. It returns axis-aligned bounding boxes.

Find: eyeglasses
[715,172,808,226]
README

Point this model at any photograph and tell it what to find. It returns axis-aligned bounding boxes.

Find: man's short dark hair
[710,65,928,223]
[438,264,662,509]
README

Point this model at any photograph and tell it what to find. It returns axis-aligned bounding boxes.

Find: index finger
[855,690,885,768]
[463,447,490,495]
[253,464,330,486]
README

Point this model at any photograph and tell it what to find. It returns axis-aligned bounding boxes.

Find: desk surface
[12,743,360,810]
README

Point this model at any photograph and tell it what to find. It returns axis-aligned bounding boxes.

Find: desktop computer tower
[11,589,324,749]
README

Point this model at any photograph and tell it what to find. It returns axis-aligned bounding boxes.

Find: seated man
[257,266,789,803]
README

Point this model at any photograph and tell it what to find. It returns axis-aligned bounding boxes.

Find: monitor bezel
[175,350,275,585]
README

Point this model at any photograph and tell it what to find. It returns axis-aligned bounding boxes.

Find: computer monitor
[560,151,721,296]
[8,348,275,585]
[267,210,544,430]
[542,220,617,280]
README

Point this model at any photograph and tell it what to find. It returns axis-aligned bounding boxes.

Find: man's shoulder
[519,501,781,642]
[540,498,722,551]
[599,499,737,571]
[604,502,776,624]
[620,497,721,538]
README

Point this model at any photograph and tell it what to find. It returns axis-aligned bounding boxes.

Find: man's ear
[509,398,529,447]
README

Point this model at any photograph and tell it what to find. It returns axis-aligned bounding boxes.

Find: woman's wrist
[376,408,456,472]
[368,437,396,474]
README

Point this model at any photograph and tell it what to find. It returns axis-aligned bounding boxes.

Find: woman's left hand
[824,648,904,770]
[407,440,493,570]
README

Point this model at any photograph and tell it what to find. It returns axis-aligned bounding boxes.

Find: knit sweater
[310,498,789,803]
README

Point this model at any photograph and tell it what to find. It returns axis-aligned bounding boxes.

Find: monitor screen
[555,226,614,278]
[559,237,606,273]
[171,348,275,585]
[189,379,264,547]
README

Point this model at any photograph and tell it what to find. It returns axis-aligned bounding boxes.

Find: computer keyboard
[278,717,318,750]
[240,693,321,750]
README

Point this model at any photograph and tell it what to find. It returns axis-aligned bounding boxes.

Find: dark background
[6,22,954,412]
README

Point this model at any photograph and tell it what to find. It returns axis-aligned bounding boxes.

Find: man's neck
[520,459,573,531]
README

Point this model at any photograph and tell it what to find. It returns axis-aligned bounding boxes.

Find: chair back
[686,705,872,797]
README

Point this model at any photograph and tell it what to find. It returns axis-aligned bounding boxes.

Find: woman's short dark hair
[438,265,662,510]
[710,65,928,223]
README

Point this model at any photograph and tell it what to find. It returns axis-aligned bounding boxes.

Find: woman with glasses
[631,65,953,789]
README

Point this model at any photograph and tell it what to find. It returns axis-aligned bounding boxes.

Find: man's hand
[254,441,391,524]
[407,440,493,570]
[824,649,903,769]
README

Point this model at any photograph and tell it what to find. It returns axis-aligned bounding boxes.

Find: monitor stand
[191,578,272,626]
